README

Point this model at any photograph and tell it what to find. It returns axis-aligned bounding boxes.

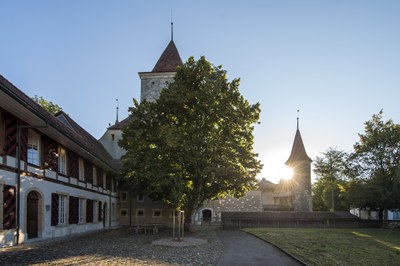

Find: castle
[0,32,313,247]
[99,36,313,226]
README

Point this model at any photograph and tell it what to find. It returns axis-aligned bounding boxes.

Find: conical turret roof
[152,40,183,73]
[285,129,312,166]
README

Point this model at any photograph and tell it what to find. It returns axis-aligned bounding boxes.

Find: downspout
[109,189,112,227]
[16,122,48,245]
[129,191,132,227]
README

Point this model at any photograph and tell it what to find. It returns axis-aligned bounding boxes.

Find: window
[137,195,144,203]
[170,210,178,218]
[153,209,162,218]
[58,148,67,175]
[136,209,144,217]
[27,130,40,166]
[93,201,98,222]
[92,167,97,186]
[120,209,128,217]
[78,158,85,181]
[393,211,400,220]
[111,134,115,141]
[58,195,67,224]
[78,198,85,223]
[121,192,127,202]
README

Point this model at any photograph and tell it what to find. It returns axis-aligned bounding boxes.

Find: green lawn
[243,228,400,266]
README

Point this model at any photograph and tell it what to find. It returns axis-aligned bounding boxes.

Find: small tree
[32,95,62,115]
[312,148,350,211]
[120,56,262,230]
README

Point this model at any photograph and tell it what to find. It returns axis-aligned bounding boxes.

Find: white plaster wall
[99,129,126,160]
[0,156,119,246]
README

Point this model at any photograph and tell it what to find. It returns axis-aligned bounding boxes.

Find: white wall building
[0,75,119,247]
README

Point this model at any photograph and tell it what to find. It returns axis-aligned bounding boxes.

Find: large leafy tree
[32,95,62,115]
[120,56,262,229]
[350,110,400,219]
[312,148,350,211]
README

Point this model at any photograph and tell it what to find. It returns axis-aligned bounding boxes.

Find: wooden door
[202,209,212,223]
[27,191,39,239]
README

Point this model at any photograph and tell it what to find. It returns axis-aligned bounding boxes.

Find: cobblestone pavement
[0,227,223,266]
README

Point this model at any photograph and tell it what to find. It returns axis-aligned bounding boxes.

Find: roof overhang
[0,86,117,175]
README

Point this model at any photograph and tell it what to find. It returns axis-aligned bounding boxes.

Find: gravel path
[0,227,223,265]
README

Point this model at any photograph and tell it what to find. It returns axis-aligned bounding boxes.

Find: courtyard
[2,226,397,265]
[0,227,223,266]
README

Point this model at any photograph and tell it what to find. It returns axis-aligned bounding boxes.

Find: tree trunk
[378,208,384,220]
[184,199,197,232]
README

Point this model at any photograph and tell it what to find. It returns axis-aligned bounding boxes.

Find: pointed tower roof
[152,40,183,73]
[285,129,312,166]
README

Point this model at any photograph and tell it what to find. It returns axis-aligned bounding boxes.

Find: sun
[281,165,294,180]
[261,162,294,183]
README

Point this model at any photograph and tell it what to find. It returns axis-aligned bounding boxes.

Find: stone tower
[139,40,183,102]
[285,120,313,212]
[99,39,183,159]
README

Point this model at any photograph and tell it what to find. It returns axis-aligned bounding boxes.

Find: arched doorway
[27,191,39,239]
[202,209,212,223]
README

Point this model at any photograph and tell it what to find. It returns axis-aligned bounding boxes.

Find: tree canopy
[119,56,262,227]
[349,110,400,217]
[32,95,63,115]
[313,111,400,219]
[312,148,350,211]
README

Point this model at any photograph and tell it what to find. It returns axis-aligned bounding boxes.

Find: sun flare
[262,163,294,183]
[281,165,294,180]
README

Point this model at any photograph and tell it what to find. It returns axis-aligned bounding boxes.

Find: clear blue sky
[1,1,400,183]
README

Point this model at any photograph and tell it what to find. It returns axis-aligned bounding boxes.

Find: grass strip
[243,228,400,266]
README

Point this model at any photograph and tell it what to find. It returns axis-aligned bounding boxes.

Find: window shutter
[4,113,17,157]
[69,196,78,224]
[67,151,79,178]
[19,127,28,162]
[106,174,112,190]
[3,185,16,229]
[51,193,59,226]
[98,201,102,221]
[86,199,93,223]
[97,168,103,187]
[43,137,58,171]
[84,160,93,184]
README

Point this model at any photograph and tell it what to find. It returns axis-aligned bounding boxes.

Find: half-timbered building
[0,75,119,246]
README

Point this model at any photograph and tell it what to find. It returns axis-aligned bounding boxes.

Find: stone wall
[221,211,382,229]
[139,72,175,102]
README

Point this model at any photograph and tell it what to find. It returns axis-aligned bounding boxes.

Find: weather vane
[171,10,174,41]
[297,109,300,130]
[115,98,119,124]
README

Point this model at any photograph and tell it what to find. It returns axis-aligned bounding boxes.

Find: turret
[138,40,182,102]
[285,114,313,211]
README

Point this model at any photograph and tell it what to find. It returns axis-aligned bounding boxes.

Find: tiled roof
[257,178,276,190]
[285,129,312,166]
[152,41,183,73]
[0,74,117,173]
[108,116,131,130]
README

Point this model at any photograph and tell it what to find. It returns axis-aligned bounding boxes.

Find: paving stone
[0,227,223,266]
